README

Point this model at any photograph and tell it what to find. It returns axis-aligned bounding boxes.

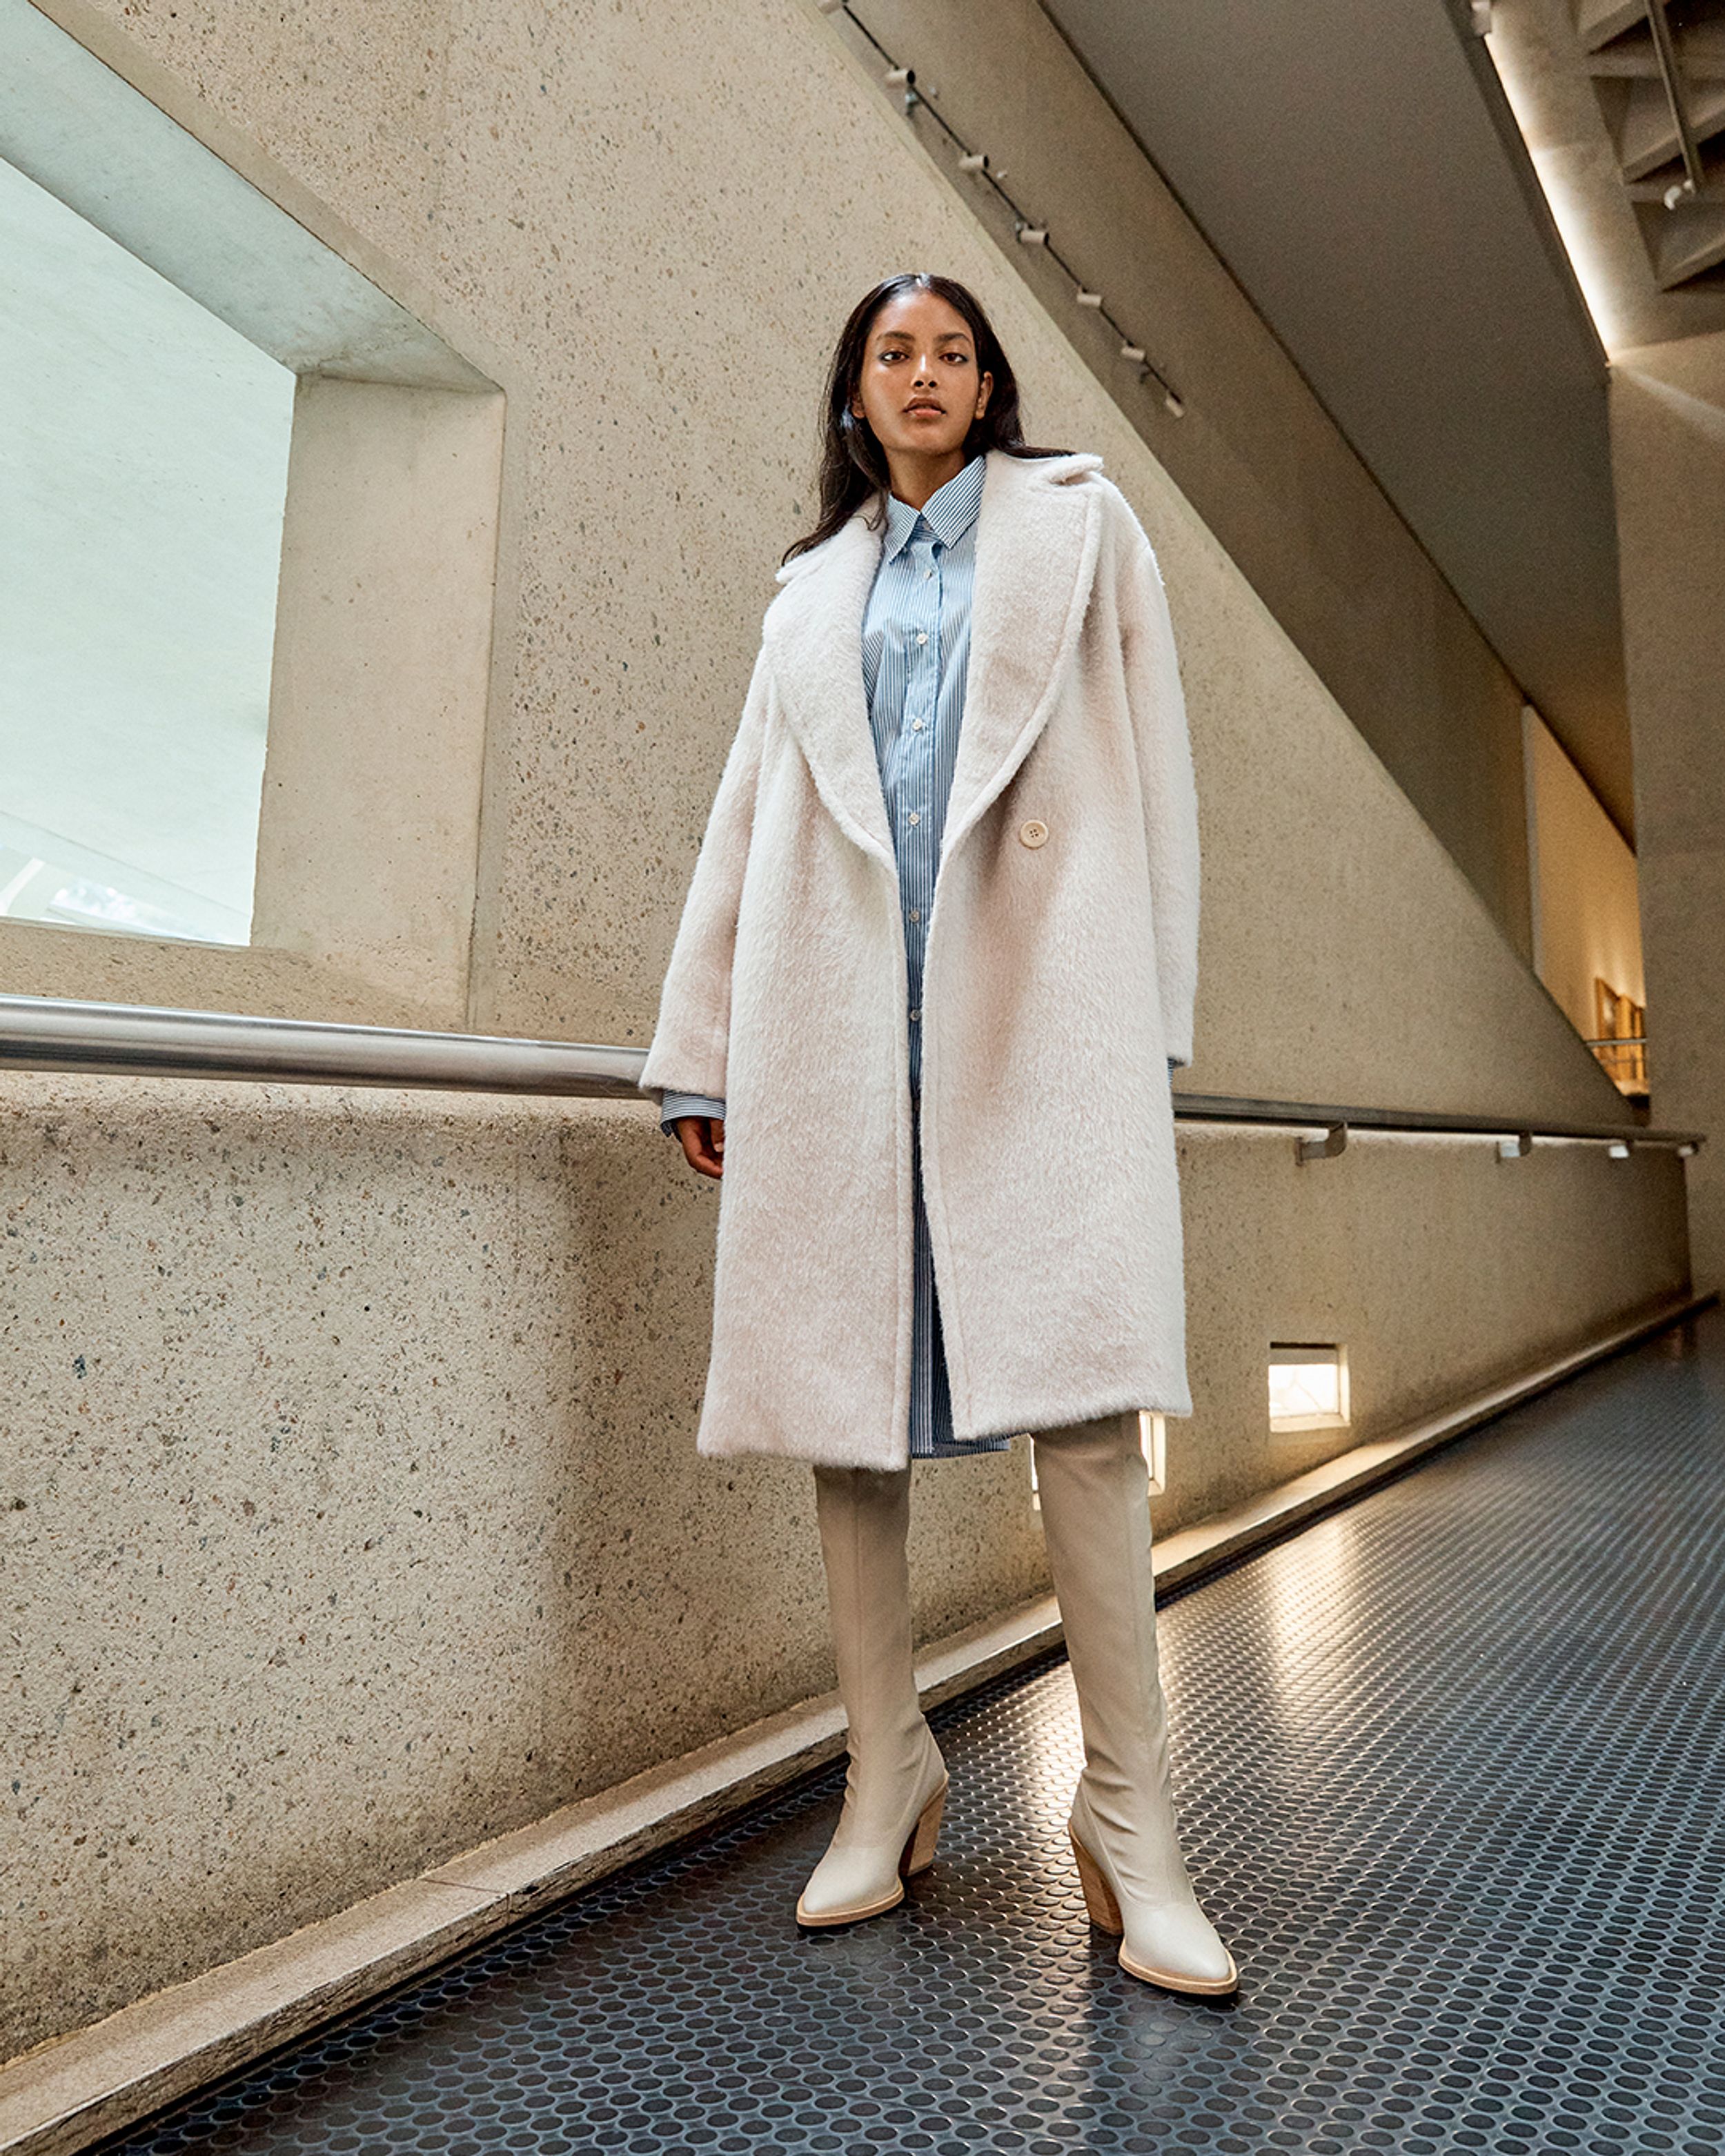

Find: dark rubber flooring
[108,1313,1725,2155]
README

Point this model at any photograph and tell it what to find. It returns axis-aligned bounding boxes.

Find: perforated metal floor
[108,1314,1725,2155]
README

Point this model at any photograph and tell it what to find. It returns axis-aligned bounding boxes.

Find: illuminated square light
[1268,1344,1350,1433]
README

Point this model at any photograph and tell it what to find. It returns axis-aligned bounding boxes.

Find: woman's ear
[976,369,994,417]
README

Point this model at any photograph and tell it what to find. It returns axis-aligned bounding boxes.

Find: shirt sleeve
[658,1090,727,1136]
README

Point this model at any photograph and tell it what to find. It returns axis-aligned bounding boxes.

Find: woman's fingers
[676,1115,725,1180]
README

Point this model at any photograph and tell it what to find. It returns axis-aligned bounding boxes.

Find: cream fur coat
[640,448,1200,1470]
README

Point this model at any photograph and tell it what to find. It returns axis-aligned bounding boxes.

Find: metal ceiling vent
[1577,0,1725,288]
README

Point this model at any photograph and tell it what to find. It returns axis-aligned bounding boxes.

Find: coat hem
[689,1377,1190,1470]
[956,1383,1193,1447]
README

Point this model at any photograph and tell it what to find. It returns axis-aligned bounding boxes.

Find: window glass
[0,151,293,945]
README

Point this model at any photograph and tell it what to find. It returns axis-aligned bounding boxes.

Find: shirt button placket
[904,528,940,1079]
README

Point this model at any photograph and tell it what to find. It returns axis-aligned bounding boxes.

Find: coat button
[1019,819,1049,849]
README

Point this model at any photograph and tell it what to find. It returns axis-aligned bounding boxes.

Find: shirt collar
[880,452,987,562]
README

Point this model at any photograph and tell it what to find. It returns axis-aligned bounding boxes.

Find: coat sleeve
[638,647,769,1108]
[1118,531,1201,1069]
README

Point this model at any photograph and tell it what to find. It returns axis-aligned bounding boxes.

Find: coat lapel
[760,448,1103,870]
[762,511,894,869]
[940,450,1103,867]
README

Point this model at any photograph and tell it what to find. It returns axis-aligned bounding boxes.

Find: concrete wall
[853,0,1538,960]
[1,0,1690,2064]
[1525,704,1645,1064]
[1613,335,1725,1285]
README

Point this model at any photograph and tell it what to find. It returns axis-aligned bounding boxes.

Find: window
[1268,1344,1349,1433]
[0,152,293,945]
[0,0,504,1023]
[1592,977,1647,1096]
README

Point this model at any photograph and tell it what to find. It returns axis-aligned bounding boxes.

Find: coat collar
[765,448,1105,873]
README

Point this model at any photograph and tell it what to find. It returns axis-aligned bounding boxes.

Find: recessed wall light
[1268,1344,1350,1433]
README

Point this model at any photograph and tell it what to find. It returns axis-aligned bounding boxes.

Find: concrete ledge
[2,1287,1708,2156]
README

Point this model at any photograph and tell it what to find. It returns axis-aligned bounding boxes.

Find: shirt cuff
[660,1089,727,1136]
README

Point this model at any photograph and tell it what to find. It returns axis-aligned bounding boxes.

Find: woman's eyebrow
[872,330,973,348]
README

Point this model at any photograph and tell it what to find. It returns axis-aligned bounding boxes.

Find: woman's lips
[905,402,945,415]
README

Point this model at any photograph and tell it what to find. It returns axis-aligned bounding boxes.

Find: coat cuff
[659,1089,727,1136]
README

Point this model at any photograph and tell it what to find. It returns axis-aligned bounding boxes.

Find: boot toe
[794,1848,907,1928]
[1118,1902,1239,1994]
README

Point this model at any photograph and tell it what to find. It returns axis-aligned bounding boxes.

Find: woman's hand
[675,1114,725,1180]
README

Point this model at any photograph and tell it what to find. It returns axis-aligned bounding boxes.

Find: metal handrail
[1171,1091,1699,1152]
[0,993,1704,1149]
[1645,0,1708,204]
[0,993,644,1098]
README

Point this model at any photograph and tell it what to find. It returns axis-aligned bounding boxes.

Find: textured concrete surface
[250,378,506,1027]
[1524,704,1644,1048]
[1175,1123,1687,1519]
[1,1078,1686,2059]
[0,0,1693,2069]
[1613,337,1725,1294]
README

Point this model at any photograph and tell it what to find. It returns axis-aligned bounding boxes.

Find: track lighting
[814,10,1187,421]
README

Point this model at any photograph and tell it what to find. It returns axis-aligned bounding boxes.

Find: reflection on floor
[108,1314,1725,2155]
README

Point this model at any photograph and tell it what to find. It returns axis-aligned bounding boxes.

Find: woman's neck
[885,446,970,512]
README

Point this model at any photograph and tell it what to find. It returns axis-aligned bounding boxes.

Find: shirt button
[907,811,920,825]
[909,1008,921,1022]
[924,569,934,580]
[911,719,925,731]
[916,632,929,646]
[909,908,921,922]
[1019,819,1049,848]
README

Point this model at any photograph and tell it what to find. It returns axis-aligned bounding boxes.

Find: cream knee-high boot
[1032,1413,1239,1994]
[796,1464,948,1928]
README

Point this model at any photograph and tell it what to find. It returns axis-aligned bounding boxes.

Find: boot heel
[1070,1828,1123,1935]
[900,1774,947,1877]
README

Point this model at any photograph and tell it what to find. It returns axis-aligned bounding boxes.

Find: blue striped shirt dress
[660,453,1015,1458]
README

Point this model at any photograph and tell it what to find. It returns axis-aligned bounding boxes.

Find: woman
[640,273,1236,1996]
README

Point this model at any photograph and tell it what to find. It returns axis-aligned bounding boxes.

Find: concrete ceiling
[1041,0,1636,841]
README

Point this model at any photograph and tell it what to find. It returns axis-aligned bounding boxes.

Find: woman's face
[850,290,993,463]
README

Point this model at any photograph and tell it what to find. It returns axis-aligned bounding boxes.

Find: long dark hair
[782,273,1069,563]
